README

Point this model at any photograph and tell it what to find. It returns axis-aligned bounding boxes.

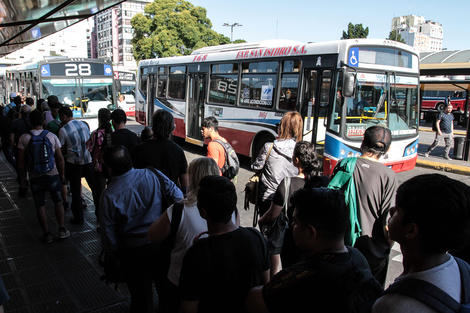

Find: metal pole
[464,88,470,161]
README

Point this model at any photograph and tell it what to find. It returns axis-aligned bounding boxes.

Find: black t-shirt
[263,247,383,313]
[11,117,31,145]
[272,175,330,268]
[104,128,139,153]
[179,227,270,313]
[131,139,188,186]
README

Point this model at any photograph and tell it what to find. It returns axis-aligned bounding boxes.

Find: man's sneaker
[444,155,451,160]
[43,232,53,244]
[424,152,430,158]
[58,227,70,239]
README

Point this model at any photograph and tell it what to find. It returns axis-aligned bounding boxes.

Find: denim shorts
[30,174,63,207]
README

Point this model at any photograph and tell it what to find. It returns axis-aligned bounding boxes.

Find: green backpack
[327,157,361,246]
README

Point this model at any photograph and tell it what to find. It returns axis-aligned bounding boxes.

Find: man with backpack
[425,103,455,160]
[328,126,398,286]
[17,109,70,243]
[372,174,470,313]
[201,116,239,179]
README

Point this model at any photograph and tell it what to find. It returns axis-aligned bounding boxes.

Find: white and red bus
[135,39,420,175]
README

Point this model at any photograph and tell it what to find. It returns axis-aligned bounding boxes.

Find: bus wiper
[374,89,386,118]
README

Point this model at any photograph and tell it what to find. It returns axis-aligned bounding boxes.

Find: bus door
[146,73,157,126]
[302,69,332,157]
[186,73,206,145]
[74,77,85,118]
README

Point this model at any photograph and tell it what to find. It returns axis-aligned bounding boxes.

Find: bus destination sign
[41,63,113,77]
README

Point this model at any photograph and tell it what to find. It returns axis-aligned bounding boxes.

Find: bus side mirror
[342,69,356,98]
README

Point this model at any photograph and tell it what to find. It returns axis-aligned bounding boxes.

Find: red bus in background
[420,77,469,124]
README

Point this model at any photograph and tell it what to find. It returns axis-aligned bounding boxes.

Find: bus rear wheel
[436,102,446,112]
[251,134,275,164]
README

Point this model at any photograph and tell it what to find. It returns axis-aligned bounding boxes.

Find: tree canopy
[131,0,232,61]
[387,30,406,44]
[341,23,369,39]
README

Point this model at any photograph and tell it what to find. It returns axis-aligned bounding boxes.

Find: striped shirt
[59,119,92,165]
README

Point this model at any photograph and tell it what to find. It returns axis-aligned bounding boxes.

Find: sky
[191,0,469,51]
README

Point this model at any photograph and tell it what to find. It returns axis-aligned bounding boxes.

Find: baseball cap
[9,92,16,99]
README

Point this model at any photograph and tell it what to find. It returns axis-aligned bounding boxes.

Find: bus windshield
[42,78,115,118]
[344,73,418,139]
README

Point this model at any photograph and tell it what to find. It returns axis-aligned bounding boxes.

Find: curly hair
[293,141,322,180]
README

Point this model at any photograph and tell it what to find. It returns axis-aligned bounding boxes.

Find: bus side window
[168,67,186,100]
[140,67,148,97]
[239,61,278,109]
[279,60,300,111]
[157,75,167,98]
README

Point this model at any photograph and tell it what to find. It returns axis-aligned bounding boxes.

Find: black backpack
[382,257,470,313]
[213,139,239,180]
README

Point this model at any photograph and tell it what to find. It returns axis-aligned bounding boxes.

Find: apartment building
[391,15,443,52]
[91,0,152,71]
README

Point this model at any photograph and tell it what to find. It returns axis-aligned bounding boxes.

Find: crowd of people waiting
[1,94,470,313]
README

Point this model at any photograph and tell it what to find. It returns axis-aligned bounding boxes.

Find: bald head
[21,105,32,115]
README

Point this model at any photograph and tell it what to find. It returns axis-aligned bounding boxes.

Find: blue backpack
[28,130,55,174]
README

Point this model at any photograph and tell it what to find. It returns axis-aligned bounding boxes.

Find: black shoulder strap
[147,166,171,210]
[455,257,470,303]
[167,202,184,248]
[383,277,460,313]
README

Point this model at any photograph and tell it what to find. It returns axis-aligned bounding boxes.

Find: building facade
[391,15,443,52]
[91,0,151,71]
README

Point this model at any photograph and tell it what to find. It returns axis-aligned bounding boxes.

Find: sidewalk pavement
[0,153,133,312]
[416,125,470,176]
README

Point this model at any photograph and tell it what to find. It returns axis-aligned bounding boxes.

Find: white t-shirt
[18,129,61,178]
[166,202,237,286]
[373,255,461,313]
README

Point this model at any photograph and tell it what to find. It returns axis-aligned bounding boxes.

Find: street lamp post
[223,22,242,43]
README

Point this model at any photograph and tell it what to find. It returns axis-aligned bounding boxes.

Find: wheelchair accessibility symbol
[348,48,359,67]
[41,65,50,77]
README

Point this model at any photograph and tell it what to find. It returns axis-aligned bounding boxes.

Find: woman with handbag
[148,157,239,313]
[251,111,303,217]
[258,141,329,277]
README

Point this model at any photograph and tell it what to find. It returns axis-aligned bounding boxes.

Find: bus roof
[138,38,417,68]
